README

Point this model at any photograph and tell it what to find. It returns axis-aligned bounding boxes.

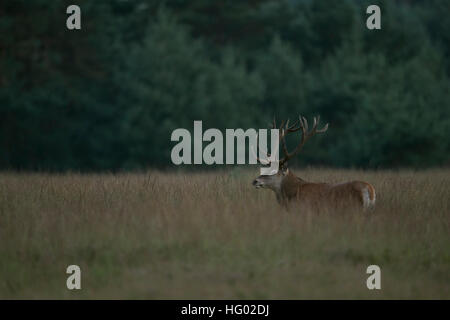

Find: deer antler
[254,116,328,168]
[278,115,328,168]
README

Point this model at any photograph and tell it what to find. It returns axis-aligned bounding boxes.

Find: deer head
[252,115,328,190]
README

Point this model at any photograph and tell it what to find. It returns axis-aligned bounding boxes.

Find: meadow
[0,168,449,299]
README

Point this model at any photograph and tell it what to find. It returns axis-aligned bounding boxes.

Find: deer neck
[272,170,305,204]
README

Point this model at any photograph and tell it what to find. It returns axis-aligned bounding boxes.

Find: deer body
[253,169,376,210]
[252,115,376,211]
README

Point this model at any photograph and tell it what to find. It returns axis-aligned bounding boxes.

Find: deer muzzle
[252,179,263,188]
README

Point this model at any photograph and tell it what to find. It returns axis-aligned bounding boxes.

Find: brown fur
[254,169,376,210]
[252,115,376,211]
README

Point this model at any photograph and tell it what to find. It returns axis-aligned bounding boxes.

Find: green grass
[0,168,449,299]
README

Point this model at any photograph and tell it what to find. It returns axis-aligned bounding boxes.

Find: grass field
[0,168,449,299]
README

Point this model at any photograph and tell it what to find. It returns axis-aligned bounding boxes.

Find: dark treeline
[1,0,449,171]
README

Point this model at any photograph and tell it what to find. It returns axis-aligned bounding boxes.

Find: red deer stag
[252,116,376,210]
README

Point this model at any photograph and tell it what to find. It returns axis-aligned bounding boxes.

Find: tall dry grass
[0,168,449,299]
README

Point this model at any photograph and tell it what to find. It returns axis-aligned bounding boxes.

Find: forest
[1,0,449,171]
[1,1,450,300]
